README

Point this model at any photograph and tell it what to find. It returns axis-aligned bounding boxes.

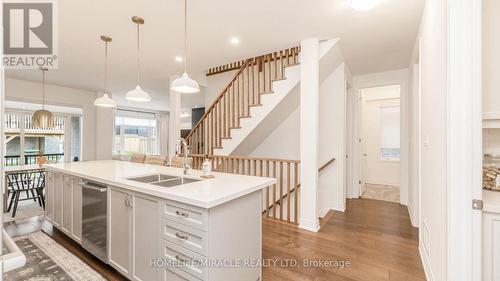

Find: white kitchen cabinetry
[483,191,500,281]
[44,172,82,244]
[108,186,160,281]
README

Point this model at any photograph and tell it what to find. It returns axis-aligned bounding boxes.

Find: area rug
[3,231,105,281]
[361,183,400,203]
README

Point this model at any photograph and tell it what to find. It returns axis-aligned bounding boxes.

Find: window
[4,109,82,166]
[379,105,400,161]
[114,110,158,155]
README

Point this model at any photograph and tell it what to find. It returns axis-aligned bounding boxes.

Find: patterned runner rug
[3,231,105,281]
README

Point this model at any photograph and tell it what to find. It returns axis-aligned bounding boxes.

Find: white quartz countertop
[484,190,500,214]
[45,160,276,209]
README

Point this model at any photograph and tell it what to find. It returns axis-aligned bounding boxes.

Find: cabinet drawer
[162,219,207,256]
[162,240,207,280]
[164,266,201,281]
[162,201,208,231]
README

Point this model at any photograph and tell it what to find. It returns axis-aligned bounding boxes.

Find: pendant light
[126,16,152,102]
[170,0,200,94]
[94,35,117,108]
[33,67,54,128]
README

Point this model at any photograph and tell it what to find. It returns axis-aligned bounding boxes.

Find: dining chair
[7,170,45,217]
[144,155,166,166]
[130,153,146,163]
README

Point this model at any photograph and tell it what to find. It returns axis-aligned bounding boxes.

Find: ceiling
[5,0,424,111]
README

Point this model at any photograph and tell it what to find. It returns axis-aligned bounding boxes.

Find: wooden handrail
[190,154,300,225]
[186,46,301,155]
[319,158,336,172]
[206,46,301,76]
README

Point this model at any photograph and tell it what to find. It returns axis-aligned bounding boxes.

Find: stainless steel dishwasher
[80,180,107,263]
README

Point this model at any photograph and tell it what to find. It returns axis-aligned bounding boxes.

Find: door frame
[446,0,482,280]
[352,72,409,205]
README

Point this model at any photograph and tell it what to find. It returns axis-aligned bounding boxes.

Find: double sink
[127,174,201,187]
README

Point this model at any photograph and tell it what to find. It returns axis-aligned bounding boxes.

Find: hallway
[262,199,425,281]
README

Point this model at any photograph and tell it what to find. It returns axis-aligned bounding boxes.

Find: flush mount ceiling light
[94,35,117,108]
[349,0,377,11]
[33,67,55,129]
[230,37,240,46]
[175,56,183,62]
[170,0,200,94]
[126,16,152,102]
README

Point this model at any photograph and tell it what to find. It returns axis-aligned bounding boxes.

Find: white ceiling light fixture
[180,111,190,118]
[126,16,152,102]
[175,56,183,62]
[33,67,55,129]
[230,37,240,46]
[94,35,117,108]
[349,0,377,11]
[170,0,200,94]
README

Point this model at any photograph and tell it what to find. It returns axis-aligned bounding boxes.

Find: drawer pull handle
[175,210,189,218]
[175,255,188,263]
[175,232,189,240]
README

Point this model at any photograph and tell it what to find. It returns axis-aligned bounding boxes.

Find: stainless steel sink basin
[151,178,201,188]
[127,174,179,183]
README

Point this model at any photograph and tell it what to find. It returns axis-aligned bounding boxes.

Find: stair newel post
[272,160,277,219]
[251,59,255,105]
[294,162,299,224]
[246,64,250,113]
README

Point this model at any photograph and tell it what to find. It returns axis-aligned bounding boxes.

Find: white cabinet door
[483,212,500,281]
[53,173,63,227]
[61,176,72,234]
[45,171,54,222]
[109,187,132,277]
[132,193,160,281]
[71,177,82,243]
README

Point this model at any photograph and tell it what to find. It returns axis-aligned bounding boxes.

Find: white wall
[361,86,400,187]
[483,0,500,115]
[205,70,237,109]
[318,63,346,214]
[352,69,409,205]
[409,0,448,280]
[4,77,101,161]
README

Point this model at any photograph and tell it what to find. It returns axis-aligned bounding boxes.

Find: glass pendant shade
[94,93,117,108]
[33,109,54,128]
[171,72,200,94]
[126,85,151,102]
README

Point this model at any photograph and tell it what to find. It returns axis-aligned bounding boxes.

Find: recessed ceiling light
[230,37,240,46]
[349,0,377,11]
[175,56,183,62]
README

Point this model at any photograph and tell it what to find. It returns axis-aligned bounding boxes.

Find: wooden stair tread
[272,77,287,82]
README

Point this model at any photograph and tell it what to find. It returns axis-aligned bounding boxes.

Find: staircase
[186,47,300,155]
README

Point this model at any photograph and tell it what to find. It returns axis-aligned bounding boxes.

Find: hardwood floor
[262,199,425,281]
[3,198,425,281]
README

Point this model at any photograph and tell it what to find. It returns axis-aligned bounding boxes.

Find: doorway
[359,85,401,203]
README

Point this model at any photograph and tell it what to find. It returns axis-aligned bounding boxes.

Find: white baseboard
[419,242,435,281]
[299,217,320,232]
[407,204,418,228]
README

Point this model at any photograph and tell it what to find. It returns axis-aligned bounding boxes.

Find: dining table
[3,165,45,213]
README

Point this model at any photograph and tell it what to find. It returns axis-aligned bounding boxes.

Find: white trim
[419,243,436,281]
[446,0,482,280]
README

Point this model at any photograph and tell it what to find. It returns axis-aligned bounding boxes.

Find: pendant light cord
[136,22,141,85]
[41,69,45,109]
[184,0,188,73]
[104,40,108,94]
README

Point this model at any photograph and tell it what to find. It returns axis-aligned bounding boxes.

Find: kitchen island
[44,160,275,281]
